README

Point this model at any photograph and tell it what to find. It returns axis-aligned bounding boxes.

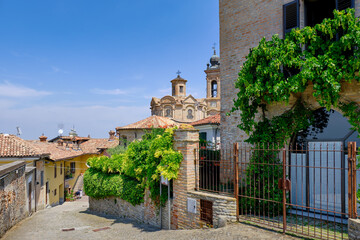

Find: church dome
[210,50,220,68]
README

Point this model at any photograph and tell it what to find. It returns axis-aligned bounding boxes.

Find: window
[70,162,76,174]
[199,132,207,141]
[172,86,175,96]
[60,163,62,175]
[305,0,335,27]
[54,163,57,178]
[283,0,299,37]
[40,171,44,186]
[54,189,57,196]
[135,132,137,138]
[211,81,217,98]
[165,108,172,117]
[336,0,354,11]
[187,109,194,119]
[122,136,127,147]
[179,86,184,93]
[304,0,353,28]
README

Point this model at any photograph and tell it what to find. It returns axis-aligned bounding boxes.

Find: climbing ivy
[231,9,360,213]
[232,9,360,140]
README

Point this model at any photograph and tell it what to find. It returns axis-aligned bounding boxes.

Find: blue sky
[0,0,219,139]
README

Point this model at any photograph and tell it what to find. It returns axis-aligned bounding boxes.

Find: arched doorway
[290,108,359,219]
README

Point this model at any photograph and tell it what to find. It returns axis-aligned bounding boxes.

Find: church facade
[150,50,221,123]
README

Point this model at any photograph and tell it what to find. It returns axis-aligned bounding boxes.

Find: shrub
[83,168,144,206]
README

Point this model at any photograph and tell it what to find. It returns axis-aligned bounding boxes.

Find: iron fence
[195,141,360,240]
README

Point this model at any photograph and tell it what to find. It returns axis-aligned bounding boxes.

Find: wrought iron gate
[234,142,359,240]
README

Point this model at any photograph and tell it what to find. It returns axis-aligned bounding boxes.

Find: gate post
[348,142,357,219]
[233,143,239,221]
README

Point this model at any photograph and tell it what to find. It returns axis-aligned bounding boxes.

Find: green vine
[232,9,360,141]
[231,9,360,213]
[84,127,183,206]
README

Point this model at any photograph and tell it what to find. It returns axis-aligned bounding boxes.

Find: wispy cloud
[91,88,128,95]
[51,66,68,74]
[158,87,171,94]
[0,81,52,97]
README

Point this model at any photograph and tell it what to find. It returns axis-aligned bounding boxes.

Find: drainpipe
[34,160,37,212]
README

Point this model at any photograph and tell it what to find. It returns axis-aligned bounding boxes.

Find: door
[45,182,49,205]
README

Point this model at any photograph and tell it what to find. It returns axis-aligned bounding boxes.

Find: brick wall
[219,0,360,147]
[171,128,237,229]
[0,161,27,238]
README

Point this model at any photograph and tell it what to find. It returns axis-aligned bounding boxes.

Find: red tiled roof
[28,140,83,161]
[80,138,119,154]
[0,134,49,158]
[116,115,178,130]
[190,114,220,126]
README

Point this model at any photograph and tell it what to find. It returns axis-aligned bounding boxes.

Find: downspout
[34,160,37,212]
[214,125,219,149]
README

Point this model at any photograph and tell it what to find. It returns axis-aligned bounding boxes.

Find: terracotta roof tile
[116,115,178,130]
[80,138,119,154]
[190,114,220,126]
[0,134,48,158]
[27,141,83,161]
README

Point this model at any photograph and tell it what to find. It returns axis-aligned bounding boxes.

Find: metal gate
[234,142,359,240]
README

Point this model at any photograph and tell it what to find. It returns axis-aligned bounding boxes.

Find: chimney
[58,140,63,146]
[39,134,47,142]
[109,130,116,141]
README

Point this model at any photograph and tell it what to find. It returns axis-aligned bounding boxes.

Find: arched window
[211,81,217,98]
[187,109,193,119]
[165,108,172,117]
[293,108,360,149]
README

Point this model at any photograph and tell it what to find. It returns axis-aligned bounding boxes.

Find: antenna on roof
[16,126,22,136]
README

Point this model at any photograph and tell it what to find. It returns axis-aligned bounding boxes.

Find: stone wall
[0,161,27,238]
[89,189,173,229]
[187,191,236,228]
[348,218,360,240]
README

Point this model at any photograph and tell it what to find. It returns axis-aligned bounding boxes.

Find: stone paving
[2,196,300,240]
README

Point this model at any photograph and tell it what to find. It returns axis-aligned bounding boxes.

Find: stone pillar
[349,218,360,240]
[171,127,199,229]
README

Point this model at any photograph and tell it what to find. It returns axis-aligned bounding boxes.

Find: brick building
[219,0,360,146]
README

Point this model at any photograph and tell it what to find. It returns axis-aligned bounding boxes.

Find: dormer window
[211,81,217,98]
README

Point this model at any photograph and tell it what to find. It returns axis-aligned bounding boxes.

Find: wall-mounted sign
[187,198,197,214]
[161,175,168,186]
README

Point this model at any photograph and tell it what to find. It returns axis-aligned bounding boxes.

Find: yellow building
[31,138,83,206]
[33,132,119,205]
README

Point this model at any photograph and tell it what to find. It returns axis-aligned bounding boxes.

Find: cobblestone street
[2,196,299,240]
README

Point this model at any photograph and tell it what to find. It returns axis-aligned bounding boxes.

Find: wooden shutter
[336,0,354,11]
[283,0,299,37]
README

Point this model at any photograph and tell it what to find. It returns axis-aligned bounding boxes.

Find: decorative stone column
[171,127,199,229]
